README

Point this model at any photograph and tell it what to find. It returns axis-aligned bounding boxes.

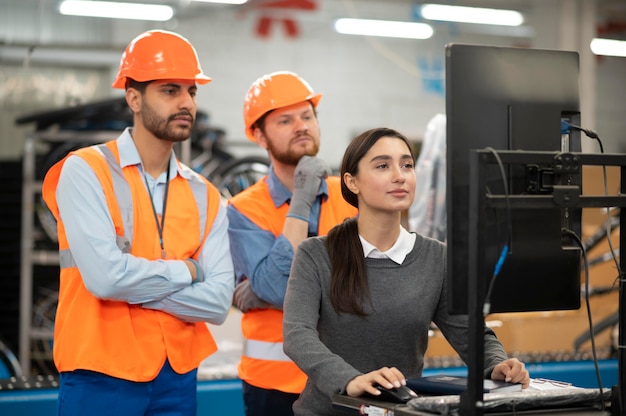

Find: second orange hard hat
[112,30,211,89]
[243,71,322,142]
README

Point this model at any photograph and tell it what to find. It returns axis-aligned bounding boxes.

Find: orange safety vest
[229,176,358,393]
[41,140,221,382]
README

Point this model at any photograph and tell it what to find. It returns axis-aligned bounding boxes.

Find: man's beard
[266,134,319,166]
[141,101,194,143]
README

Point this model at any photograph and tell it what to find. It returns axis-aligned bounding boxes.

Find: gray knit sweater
[283,233,507,416]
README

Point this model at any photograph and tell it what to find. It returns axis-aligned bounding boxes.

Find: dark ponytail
[327,217,369,316]
[327,127,414,315]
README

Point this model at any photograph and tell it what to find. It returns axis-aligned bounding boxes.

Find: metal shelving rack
[19,130,119,375]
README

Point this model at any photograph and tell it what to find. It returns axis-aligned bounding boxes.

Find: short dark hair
[126,78,151,93]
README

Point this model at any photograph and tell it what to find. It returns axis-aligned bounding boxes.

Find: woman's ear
[344,172,359,195]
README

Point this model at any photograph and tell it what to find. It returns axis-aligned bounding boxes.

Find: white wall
[1,0,625,167]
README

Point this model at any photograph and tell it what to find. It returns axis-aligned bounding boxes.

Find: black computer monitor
[445,43,583,315]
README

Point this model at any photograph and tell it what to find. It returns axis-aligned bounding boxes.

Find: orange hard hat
[243,71,322,142]
[112,30,211,89]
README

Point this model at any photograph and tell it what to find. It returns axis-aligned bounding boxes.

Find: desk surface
[332,389,612,416]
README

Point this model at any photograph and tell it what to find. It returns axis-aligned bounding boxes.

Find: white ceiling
[3,0,626,27]
[1,0,624,61]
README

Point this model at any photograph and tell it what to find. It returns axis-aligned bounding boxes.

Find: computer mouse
[374,384,420,403]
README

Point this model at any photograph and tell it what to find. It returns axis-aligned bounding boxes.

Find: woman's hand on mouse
[346,367,406,397]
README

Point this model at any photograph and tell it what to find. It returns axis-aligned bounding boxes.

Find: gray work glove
[287,155,331,221]
[233,279,271,313]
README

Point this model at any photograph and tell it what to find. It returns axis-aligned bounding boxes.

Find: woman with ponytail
[283,127,529,416]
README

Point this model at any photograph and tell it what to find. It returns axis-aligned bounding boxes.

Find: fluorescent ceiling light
[334,18,433,40]
[0,45,121,67]
[590,38,626,58]
[59,0,174,21]
[190,0,248,3]
[420,4,524,26]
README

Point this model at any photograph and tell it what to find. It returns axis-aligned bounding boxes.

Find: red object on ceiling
[256,16,299,37]
[597,20,626,36]
[256,0,317,11]
[252,0,317,38]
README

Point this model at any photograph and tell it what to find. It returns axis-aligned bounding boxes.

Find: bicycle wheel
[0,336,23,378]
[36,141,93,248]
[212,156,270,199]
[31,286,58,375]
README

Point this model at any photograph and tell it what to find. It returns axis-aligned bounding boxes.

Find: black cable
[572,125,622,297]
[592,136,622,280]
[561,119,603,154]
[582,210,620,252]
[482,147,512,317]
[562,228,605,412]
[565,122,601,146]
[564,122,618,412]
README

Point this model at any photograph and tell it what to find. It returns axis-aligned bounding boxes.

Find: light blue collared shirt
[226,166,327,307]
[360,226,416,264]
[56,128,234,323]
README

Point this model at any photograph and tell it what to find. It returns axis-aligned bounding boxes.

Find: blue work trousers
[241,380,299,416]
[57,359,197,416]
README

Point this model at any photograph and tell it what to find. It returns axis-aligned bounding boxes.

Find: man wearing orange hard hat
[227,71,358,415]
[42,30,234,416]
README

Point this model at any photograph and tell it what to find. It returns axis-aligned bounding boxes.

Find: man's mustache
[169,111,194,123]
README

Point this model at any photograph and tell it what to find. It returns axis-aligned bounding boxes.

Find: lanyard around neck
[144,160,171,259]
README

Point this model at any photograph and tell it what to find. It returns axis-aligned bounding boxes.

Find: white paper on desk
[528,378,581,391]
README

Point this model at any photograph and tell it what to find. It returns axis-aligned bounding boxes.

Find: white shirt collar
[359,226,416,264]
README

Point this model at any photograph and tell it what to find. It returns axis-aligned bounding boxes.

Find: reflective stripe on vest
[243,339,292,362]
[58,144,209,269]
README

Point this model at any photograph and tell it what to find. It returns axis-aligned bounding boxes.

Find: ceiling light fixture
[0,45,121,67]
[59,0,174,21]
[420,4,524,27]
[590,38,626,58]
[334,18,434,40]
